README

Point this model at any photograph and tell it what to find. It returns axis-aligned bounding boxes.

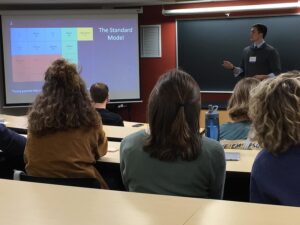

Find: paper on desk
[0,118,7,125]
[108,146,119,152]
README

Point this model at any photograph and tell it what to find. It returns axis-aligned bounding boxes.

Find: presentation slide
[1,11,140,105]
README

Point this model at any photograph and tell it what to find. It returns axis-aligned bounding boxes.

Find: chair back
[15,171,101,189]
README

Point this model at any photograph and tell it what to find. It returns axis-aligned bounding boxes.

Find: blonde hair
[249,72,300,154]
[228,78,260,121]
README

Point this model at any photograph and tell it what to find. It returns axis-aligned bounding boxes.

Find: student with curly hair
[25,59,108,188]
[220,77,260,140]
[120,69,225,199]
[249,72,300,206]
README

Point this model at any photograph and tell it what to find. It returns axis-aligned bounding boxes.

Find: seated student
[220,77,260,141]
[249,72,300,206]
[0,124,26,157]
[120,69,225,199]
[25,59,108,189]
[0,124,26,178]
[90,83,124,127]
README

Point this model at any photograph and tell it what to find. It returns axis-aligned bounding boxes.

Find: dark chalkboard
[177,15,300,92]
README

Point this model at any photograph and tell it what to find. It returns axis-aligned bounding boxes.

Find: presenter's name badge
[249,56,256,63]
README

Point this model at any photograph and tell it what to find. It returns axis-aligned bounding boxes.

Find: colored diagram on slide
[11,27,93,82]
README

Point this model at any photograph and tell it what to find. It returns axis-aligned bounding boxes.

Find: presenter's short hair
[90,83,109,103]
[252,24,268,38]
[227,78,260,121]
[249,72,300,154]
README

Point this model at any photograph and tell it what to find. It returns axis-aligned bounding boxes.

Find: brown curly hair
[249,72,300,154]
[228,78,260,121]
[28,58,101,136]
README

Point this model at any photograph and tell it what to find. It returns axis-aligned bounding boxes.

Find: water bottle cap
[208,105,218,112]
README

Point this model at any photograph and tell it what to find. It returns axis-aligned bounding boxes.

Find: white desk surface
[0,179,202,225]
[103,142,259,173]
[0,114,205,140]
[101,141,121,164]
[184,197,300,225]
[0,179,299,225]
[0,114,27,130]
[0,114,147,139]
[103,124,147,139]
[0,114,256,173]
[1,113,256,172]
[225,149,259,173]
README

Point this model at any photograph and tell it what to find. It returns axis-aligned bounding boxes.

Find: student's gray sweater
[240,43,281,77]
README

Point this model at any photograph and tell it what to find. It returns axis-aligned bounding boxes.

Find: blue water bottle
[205,105,220,141]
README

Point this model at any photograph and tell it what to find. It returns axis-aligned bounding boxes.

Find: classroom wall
[0,0,299,120]
[130,0,299,122]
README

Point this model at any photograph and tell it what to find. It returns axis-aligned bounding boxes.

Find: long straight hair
[227,78,260,121]
[144,69,202,161]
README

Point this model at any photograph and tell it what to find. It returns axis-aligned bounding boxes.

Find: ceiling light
[162,2,300,15]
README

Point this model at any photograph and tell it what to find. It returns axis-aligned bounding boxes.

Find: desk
[102,141,121,164]
[1,111,226,129]
[224,150,260,201]
[225,149,259,173]
[0,179,299,225]
[0,114,27,132]
[123,121,148,128]
[0,179,202,225]
[0,114,204,141]
[104,126,204,142]
[184,199,300,225]
[1,113,252,201]
[103,142,259,173]
[0,114,147,140]
[103,125,146,141]
[100,145,259,200]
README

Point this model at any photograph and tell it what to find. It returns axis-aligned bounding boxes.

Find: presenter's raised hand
[222,60,235,70]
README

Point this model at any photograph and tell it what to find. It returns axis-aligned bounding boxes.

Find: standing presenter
[223,24,281,81]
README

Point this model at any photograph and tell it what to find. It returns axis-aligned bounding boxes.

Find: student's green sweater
[120,130,225,199]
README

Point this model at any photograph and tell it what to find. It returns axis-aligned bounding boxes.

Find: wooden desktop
[106,142,259,173]
[1,113,255,201]
[0,179,299,225]
[0,113,147,140]
[104,142,259,201]
[0,113,204,140]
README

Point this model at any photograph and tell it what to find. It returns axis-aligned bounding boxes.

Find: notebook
[225,152,240,161]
